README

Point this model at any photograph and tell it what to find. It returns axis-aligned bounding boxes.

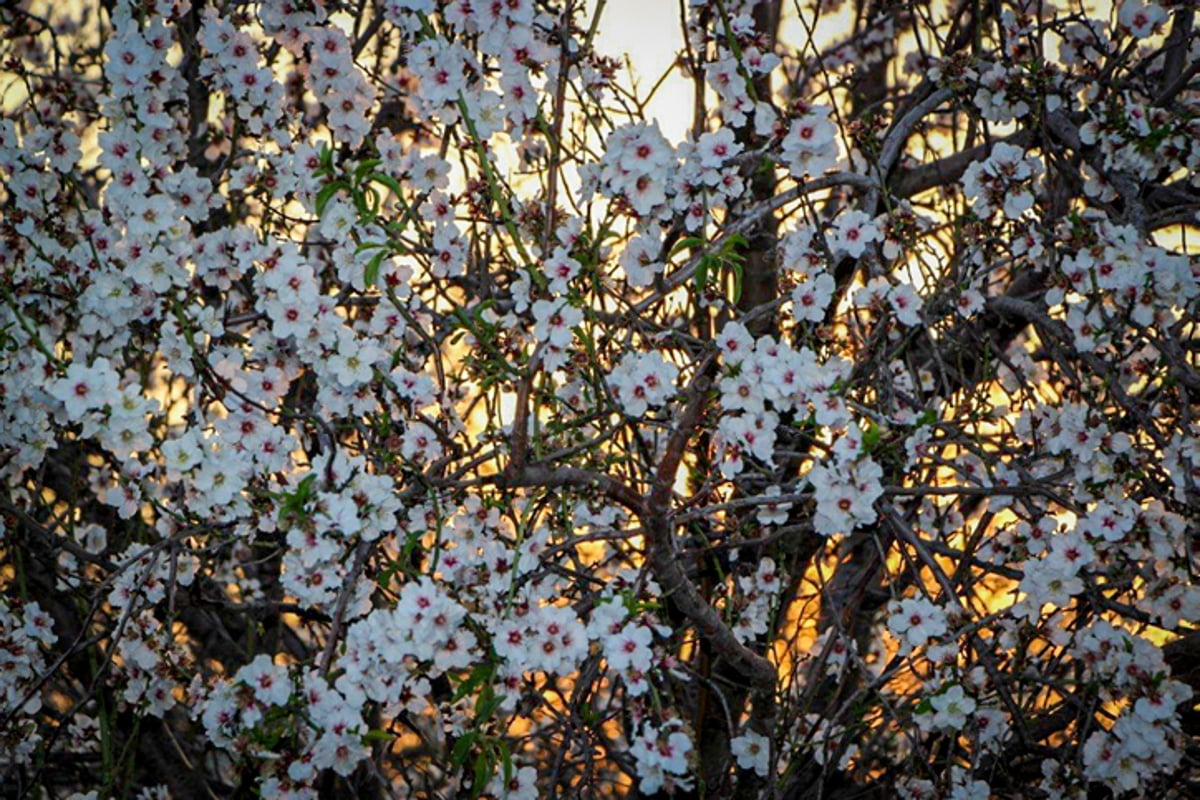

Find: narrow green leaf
[362,729,393,744]
[355,240,386,255]
[670,235,706,258]
[315,180,349,216]
[451,731,477,769]
[476,690,504,722]
[695,258,710,294]
[861,422,881,453]
[354,158,383,183]
[728,260,743,303]
[360,186,382,222]
[497,739,513,783]
[473,753,491,798]
[364,250,388,287]
[368,172,405,198]
[352,186,369,218]
[317,144,334,174]
[452,662,492,703]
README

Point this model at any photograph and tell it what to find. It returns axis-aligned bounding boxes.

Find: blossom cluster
[961,142,1044,221]
[0,600,55,764]
[1,0,1199,798]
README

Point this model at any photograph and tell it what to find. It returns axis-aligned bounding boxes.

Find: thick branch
[642,375,777,691]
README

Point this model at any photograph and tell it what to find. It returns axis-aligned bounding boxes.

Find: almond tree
[1,1,1199,799]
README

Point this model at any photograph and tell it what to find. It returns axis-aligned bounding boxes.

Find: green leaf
[862,422,881,453]
[375,560,402,589]
[315,180,350,217]
[277,473,318,525]
[364,249,388,287]
[452,662,493,703]
[368,172,405,198]
[400,529,423,567]
[360,186,382,222]
[722,232,749,255]
[695,257,711,294]
[295,473,317,501]
[352,186,369,218]
[314,144,335,177]
[497,739,513,783]
[670,235,706,258]
[913,409,938,428]
[473,753,491,798]
[475,690,503,722]
[354,158,383,183]
[451,731,477,769]
[727,259,743,303]
[362,728,393,744]
[355,240,386,255]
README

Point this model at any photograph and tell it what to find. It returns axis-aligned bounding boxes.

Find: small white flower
[697,127,742,169]
[237,654,291,707]
[791,273,835,323]
[782,107,838,178]
[731,729,771,776]
[929,684,977,731]
[532,300,582,348]
[609,351,678,417]
[887,596,948,652]
[542,246,581,295]
[1118,0,1166,38]
[51,357,120,420]
[828,210,880,258]
[604,623,653,672]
